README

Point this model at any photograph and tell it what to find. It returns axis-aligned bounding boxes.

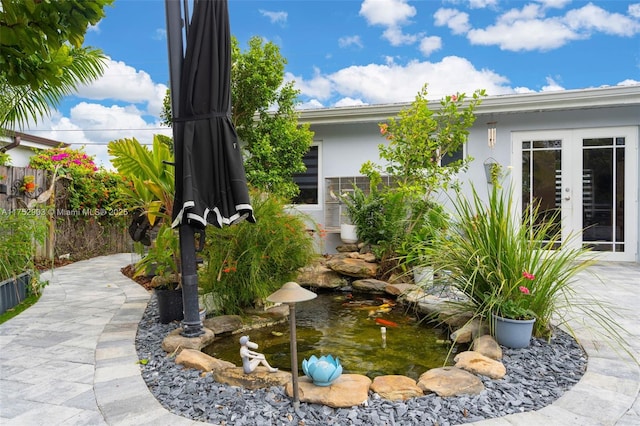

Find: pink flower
[451,94,458,102]
[379,124,388,135]
[522,271,535,280]
[519,286,530,295]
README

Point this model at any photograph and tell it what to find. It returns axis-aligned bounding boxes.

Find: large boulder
[297,263,348,289]
[370,375,423,401]
[326,257,378,278]
[212,366,292,390]
[352,278,388,293]
[454,351,506,379]
[286,374,372,408]
[418,367,485,397]
[203,315,242,335]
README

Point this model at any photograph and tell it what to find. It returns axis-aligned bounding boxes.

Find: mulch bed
[121,263,154,290]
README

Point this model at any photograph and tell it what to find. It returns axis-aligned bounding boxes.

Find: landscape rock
[450,318,488,344]
[384,283,417,296]
[297,263,347,289]
[286,374,372,408]
[326,257,378,278]
[454,350,506,379]
[347,252,377,263]
[370,375,424,400]
[352,278,388,293]
[175,348,235,372]
[418,366,485,397]
[161,327,216,353]
[472,334,503,360]
[203,315,242,335]
[212,366,292,390]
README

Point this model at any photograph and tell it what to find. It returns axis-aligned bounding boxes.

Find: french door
[513,127,638,261]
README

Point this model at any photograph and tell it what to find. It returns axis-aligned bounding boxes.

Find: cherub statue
[239,335,278,374]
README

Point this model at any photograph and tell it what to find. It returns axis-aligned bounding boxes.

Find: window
[440,144,464,166]
[292,145,318,205]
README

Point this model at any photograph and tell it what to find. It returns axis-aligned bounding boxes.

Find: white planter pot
[340,224,358,244]
[413,266,434,286]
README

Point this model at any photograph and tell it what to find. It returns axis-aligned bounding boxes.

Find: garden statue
[239,335,278,373]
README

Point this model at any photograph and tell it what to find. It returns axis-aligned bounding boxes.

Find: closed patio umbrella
[165,0,254,337]
[172,0,254,229]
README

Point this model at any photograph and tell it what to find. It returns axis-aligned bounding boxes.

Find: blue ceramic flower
[302,354,342,386]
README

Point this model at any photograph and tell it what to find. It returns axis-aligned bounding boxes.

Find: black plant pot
[0,183,7,195]
[156,287,184,324]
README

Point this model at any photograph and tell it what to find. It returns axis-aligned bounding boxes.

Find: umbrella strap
[173,112,229,122]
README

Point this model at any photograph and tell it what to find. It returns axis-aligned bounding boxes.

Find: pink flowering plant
[492,274,537,320]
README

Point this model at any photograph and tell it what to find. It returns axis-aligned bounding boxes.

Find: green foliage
[430,184,593,337]
[0,0,113,128]
[231,37,314,200]
[396,201,450,269]
[0,151,11,166]
[362,85,485,203]
[108,136,174,226]
[134,223,180,287]
[199,192,317,315]
[0,210,47,288]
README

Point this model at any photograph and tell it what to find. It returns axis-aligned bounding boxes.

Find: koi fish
[375,318,399,327]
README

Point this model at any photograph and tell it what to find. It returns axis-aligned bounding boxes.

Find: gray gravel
[136,295,587,425]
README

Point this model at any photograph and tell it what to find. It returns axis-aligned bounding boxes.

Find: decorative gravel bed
[136,295,587,425]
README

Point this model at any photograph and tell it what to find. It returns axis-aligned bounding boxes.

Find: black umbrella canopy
[172,0,255,229]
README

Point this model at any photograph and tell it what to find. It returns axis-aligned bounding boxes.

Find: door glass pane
[582,138,625,252]
[522,140,562,244]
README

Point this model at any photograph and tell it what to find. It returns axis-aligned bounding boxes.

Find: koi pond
[203,292,458,380]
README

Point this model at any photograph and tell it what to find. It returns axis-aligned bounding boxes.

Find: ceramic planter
[340,223,358,244]
[156,287,184,324]
[492,314,536,349]
[0,183,7,194]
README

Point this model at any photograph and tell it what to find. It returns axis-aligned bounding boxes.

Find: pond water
[203,292,458,380]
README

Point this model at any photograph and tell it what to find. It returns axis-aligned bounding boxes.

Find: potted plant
[430,183,593,344]
[135,223,183,323]
[21,175,37,193]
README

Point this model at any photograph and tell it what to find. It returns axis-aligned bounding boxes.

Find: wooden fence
[0,165,132,261]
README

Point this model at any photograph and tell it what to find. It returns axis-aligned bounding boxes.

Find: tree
[161,36,314,200]
[0,0,113,129]
[231,37,313,200]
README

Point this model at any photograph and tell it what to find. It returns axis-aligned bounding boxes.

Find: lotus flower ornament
[302,354,342,386]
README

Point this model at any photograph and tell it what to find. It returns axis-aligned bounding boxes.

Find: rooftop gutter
[298,85,640,126]
[0,134,20,152]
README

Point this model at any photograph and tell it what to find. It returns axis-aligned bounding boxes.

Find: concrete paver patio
[0,254,638,425]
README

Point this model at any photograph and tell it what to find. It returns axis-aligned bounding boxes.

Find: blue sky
[26,0,640,166]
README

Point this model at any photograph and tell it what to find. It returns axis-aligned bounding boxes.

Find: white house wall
[301,92,640,261]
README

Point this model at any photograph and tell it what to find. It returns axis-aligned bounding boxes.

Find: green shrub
[0,210,47,294]
[199,191,317,314]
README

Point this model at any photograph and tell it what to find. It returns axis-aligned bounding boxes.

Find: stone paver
[0,254,638,425]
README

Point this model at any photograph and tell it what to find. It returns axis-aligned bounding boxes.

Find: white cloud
[382,27,420,46]
[630,4,640,19]
[297,99,325,110]
[467,2,640,52]
[434,8,471,35]
[285,70,333,100]
[292,56,513,105]
[419,36,442,56]
[338,35,364,49]
[153,28,166,41]
[75,59,168,116]
[468,18,578,51]
[564,3,640,37]
[618,79,640,86]
[360,0,420,46]
[359,0,416,27]
[259,9,288,25]
[541,76,565,92]
[334,97,367,107]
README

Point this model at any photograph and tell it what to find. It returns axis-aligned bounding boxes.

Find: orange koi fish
[375,318,399,328]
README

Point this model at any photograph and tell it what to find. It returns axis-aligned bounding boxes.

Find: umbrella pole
[165,0,204,338]
[179,225,204,337]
